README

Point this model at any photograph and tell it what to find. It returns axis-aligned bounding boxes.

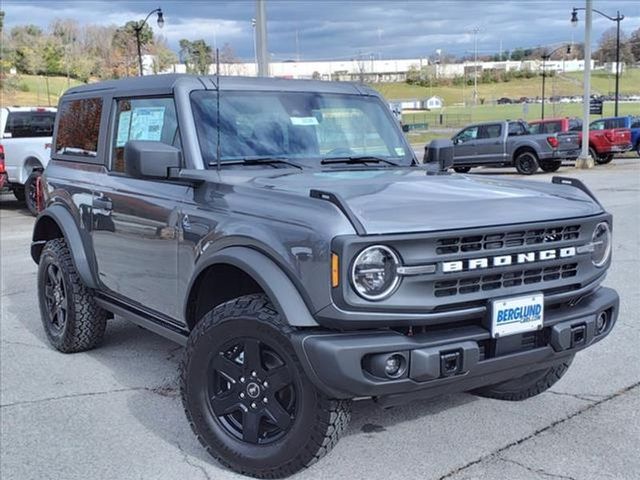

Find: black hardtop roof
[63,74,377,97]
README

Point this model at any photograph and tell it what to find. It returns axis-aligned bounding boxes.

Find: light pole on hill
[134,7,164,76]
[571,6,624,116]
[541,44,572,120]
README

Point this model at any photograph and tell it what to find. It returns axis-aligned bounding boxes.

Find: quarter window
[4,111,56,138]
[111,97,180,173]
[55,98,103,157]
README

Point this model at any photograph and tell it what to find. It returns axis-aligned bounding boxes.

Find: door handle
[93,198,113,210]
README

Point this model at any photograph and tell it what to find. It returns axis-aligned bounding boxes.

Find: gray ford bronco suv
[32,75,618,478]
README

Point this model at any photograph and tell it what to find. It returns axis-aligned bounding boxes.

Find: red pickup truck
[529,117,631,164]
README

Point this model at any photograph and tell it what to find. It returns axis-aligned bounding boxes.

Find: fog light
[596,311,608,335]
[363,352,408,379]
[385,355,403,377]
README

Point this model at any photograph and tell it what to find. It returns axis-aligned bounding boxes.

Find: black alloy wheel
[514,151,539,175]
[43,262,68,334]
[208,337,297,444]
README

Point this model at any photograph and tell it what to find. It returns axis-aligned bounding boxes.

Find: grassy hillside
[1,75,84,107]
[372,68,640,105]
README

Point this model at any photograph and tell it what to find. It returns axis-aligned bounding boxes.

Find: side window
[507,122,525,136]
[479,124,502,139]
[631,119,640,129]
[569,119,582,131]
[528,123,541,135]
[590,120,605,131]
[111,97,180,173]
[4,111,56,138]
[456,126,478,142]
[605,118,625,129]
[55,98,103,158]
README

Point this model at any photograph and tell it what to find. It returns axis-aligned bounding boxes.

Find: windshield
[191,90,412,167]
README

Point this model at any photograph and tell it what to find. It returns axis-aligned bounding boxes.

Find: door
[91,96,187,319]
[452,126,479,164]
[475,123,505,163]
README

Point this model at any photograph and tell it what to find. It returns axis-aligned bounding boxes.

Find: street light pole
[572,6,624,116]
[472,26,479,106]
[540,45,571,120]
[573,0,594,168]
[133,7,164,76]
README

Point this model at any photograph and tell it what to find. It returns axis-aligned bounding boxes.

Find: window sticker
[290,116,319,126]
[116,111,131,147]
[394,147,405,156]
[130,107,166,142]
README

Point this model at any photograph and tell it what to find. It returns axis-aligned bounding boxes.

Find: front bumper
[293,287,618,404]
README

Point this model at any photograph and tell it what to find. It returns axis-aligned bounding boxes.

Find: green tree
[629,27,640,62]
[113,21,154,76]
[149,36,178,74]
[179,39,212,75]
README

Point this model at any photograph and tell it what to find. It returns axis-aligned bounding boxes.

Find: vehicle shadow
[8,300,479,470]
[0,193,31,216]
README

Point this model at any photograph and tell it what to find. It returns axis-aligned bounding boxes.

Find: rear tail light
[547,136,559,148]
[0,145,5,173]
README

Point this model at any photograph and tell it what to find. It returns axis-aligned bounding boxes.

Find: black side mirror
[402,124,410,132]
[124,140,181,179]
[425,138,454,171]
[452,137,460,145]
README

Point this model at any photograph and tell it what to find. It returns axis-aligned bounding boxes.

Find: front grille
[434,262,578,297]
[436,225,581,255]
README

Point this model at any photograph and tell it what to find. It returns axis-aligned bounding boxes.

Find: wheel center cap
[246,382,261,398]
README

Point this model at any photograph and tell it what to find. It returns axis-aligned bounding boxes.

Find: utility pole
[576,0,594,168]
[255,0,269,77]
[472,26,480,106]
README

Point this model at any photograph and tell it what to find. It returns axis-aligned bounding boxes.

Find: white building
[155,57,598,82]
[424,96,444,109]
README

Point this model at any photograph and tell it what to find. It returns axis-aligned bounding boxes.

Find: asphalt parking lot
[1,159,639,480]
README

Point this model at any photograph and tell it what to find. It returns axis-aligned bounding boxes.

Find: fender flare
[31,204,98,289]
[185,246,319,327]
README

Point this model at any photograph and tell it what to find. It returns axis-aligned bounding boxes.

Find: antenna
[216,48,221,172]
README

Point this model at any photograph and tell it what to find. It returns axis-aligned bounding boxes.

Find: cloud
[2,0,639,60]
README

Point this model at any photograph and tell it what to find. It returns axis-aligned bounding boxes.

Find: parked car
[0,106,56,214]
[529,117,632,164]
[32,75,618,477]
[497,97,512,104]
[437,120,581,175]
[596,116,640,157]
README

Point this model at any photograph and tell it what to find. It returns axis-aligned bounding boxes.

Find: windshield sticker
[290,116,319,126]
[130,107,165,142]
[395,147,405,156]
[116,111,132,147]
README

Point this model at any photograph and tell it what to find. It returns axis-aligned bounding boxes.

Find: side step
[95,296,189,346]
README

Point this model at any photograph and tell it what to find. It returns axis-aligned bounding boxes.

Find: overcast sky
[3,1,639,61]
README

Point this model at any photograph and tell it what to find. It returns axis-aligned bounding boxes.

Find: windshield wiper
[320,155,399,166]
[210,156,304,169]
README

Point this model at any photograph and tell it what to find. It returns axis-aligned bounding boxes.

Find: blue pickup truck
[599,116,640,156]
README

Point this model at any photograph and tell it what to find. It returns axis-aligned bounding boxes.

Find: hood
[224,168,603,235]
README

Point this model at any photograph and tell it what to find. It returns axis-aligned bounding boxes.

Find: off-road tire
[37,238,107,353]
[539,160,562,173]
[471,356,573,401]
[453,166,472,173]
[514,151,539,175]
[181,294,351,478]
[24,171,42,216]
[13,186,25,202]
[596,153,614,165]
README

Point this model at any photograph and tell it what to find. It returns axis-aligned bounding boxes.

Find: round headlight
[591,222,611,267]
[351,245,400,300]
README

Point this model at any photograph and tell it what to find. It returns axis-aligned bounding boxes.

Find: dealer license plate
[491,293,544,338]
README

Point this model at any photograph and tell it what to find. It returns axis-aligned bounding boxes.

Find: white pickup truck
[1,107,56,215]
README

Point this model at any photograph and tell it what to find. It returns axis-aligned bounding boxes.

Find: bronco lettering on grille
[442,247,576,273]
